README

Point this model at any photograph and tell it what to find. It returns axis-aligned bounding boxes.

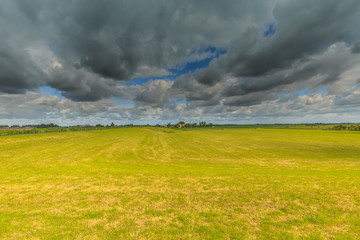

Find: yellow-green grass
[0,127,359,239]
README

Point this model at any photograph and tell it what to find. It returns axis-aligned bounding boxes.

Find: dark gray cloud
[0,1,44,94]
[0,42,44,93]
[172,0,360,109]
[1,0,360,124]
[47,68,121,101]
[191,0,360,86]
[352,41,360,54]
[173,43,360,108]
[224,43,356,95]
[223,92,277,107]
[0,0,276,101]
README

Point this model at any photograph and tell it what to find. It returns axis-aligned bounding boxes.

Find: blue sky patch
[125,46,227,86]
[110,98,134,107]
[276,86,328,100]
[40,86,63,98]
[114,102,134,107]
[315,86,328,94]
[110,97,128,102]
[263,22,276,38]
[173,97,186,104]
[168,53,224,76]
[124,76,173,86]
[294,87,327,96]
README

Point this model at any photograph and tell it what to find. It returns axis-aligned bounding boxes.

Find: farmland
[0,127,359,239]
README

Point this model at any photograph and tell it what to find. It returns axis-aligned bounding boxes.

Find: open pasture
[0,127,359,239]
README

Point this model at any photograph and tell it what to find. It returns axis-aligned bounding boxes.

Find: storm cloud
[1,0,360,124]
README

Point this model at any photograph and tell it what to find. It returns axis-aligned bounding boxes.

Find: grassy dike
[0,127,359,239]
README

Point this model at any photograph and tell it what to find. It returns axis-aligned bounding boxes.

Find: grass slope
[0,127,359,239]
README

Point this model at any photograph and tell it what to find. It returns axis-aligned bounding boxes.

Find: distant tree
[31,123,59,128]
[167,123,172,128]
[199,122,206,127]
[111,122,115,127]
[96,124,104,127]
[176,121,185,128]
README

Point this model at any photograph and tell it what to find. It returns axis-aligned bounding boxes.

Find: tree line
[155,121,214,128]
[330,124,360,131]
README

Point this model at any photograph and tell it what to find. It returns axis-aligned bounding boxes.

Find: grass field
[0,127,359,239]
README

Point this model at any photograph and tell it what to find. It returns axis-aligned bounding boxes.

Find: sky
[1,0,360,126]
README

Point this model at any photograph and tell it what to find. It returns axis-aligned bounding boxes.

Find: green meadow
[0,127,359,239]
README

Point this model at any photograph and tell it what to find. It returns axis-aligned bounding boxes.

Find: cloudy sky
[1,0,360,125]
